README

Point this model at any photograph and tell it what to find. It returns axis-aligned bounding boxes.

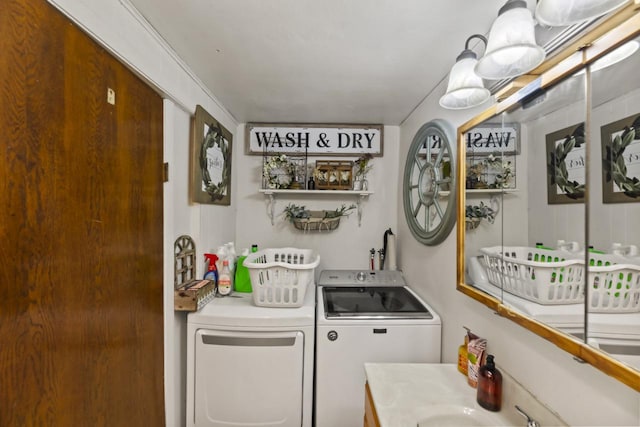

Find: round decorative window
[403,119,457,246]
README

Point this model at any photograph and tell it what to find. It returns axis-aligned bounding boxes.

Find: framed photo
[601,113,640,203]
[546,123,586,204]
[190,105,233,205]
[314,160,353,190]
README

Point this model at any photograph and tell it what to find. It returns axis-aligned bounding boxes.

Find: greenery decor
[354,153,373,178]
[263,154,294,189]
[465,202,496,229]
[604,115,640,199]
[283,203,357,232]
[485,154,513,189]
[547,123,586,200]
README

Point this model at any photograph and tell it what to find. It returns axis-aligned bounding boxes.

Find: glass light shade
[535,0,628,27]
[575,40,639,75]
[440,57,490,109]
[475,6,546,80]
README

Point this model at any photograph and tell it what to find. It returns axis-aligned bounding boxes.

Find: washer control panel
[318,269,406,287]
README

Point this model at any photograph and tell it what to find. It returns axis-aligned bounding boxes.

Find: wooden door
[0,1,165,425]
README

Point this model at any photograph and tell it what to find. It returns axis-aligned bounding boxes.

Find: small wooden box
[315,160,353,190]
[174,279,216,311]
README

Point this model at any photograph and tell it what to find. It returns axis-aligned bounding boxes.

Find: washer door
[195,329,304,427]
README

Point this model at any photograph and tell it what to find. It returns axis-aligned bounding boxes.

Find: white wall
[399,77,640,426]
[47,1,239,426]
[233,125,401,273]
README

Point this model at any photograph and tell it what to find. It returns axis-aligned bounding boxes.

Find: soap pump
[476,354,502,412]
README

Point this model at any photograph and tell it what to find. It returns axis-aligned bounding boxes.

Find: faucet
[515,405,540,427]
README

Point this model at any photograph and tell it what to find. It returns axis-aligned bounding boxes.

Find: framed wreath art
[190,105,233,205]
[546,123,585,204]
[601,113,640,203]
[263,154,294,189]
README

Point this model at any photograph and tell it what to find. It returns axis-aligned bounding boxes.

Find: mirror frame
[456,2,640,393]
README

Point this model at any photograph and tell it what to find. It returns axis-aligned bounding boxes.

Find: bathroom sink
[417,404,510,427]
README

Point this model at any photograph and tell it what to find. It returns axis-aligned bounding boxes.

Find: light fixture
[535,0,628,27]
[575,39,639,75]
[475,0,546,80]
[439,35,491,110]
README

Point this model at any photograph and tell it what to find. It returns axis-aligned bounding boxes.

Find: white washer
[314,270,442,427]
[186,288,315,427]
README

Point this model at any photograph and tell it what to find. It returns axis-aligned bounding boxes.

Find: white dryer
[186,289,315,427]
[314,270,442,427]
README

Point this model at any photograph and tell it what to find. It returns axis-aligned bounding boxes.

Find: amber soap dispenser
[476,354,502,411]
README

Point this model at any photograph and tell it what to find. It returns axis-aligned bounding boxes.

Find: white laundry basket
[587,252,640,313]
[244,247,320,307]
[480,246,584,304]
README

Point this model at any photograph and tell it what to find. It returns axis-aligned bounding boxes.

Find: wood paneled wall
[0,1,165,425]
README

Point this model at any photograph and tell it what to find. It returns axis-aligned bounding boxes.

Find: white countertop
[365,363,567,427]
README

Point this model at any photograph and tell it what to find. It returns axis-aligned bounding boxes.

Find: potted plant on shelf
[465,202,496,230]
[353,154,373,191]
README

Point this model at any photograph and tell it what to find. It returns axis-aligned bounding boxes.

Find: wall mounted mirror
[588,32,640,370]
[457,4,640,392]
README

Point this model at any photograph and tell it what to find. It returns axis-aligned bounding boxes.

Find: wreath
[547,123,585,200]
[199,123,230,201]
[263,155,294,189]
[604,115,640,199]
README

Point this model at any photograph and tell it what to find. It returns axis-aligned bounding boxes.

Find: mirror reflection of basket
[588,253,640,313]
[292,211,341,232]
[480,246,584,305]
[244,248,320,308]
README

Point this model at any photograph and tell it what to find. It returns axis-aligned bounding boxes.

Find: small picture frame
[190,105,233,205]
[546,123,586,204]
[315,160,353,190]
[601,113,640,203]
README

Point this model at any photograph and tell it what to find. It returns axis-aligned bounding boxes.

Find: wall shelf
[259,189,373,226]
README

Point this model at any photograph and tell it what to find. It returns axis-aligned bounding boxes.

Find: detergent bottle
[234,248,253,293]
[203,253,219,286]
[218,260,232,296]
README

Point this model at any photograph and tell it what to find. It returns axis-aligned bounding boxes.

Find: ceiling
[127,0,511,125]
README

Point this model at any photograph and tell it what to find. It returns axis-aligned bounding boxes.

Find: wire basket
[480,246,584,305]
[587,253,640,313]
[292,211,341,232]
[244,247,320,307]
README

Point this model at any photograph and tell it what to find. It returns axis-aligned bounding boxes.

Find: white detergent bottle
[224,242,237,289]
[215,245,228,272]
[218,259,232,296]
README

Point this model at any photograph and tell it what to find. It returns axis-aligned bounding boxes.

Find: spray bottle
[203,254,219,286]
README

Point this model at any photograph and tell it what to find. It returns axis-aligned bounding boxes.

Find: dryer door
[194,329,304,427]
